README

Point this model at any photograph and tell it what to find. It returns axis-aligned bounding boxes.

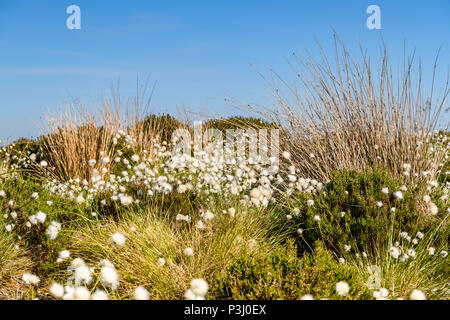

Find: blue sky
[0,0,449,141]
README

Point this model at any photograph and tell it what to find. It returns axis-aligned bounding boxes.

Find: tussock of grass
[59,205,284,299]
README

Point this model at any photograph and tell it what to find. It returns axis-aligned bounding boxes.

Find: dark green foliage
[288,167,446,256]
[204,116,276,132]
[210,240,370,300]
[143,114,183,142]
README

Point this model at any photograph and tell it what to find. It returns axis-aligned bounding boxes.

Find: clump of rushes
[229,35,449,182]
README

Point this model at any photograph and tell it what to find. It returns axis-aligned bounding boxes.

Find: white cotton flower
[381,187,389,194]
[102,157,110,164]
[195,220,206,230]
[98,259,115,268]
[313,215,321,222]
[249,188,261,199]
[176,214,190,222]
[410,289,426,300]
[440,250,448,258]
[306,199,314,207]
[376,201,383,208]
[88,159,97,167]
[73,286,91,300]
[134,286,150,300]
[339,258,346,264]
[407,249,416,258]
[184,247,194,257]
[110,232,126,246]
[427,247,435,255]
[62,286,75,300]
[131,154,140,162]
[393,191,403,200]
[157,257,166,267]
[335,281,350,296]
[91,289,109,300]
[75,194,85,204]
[282,151,291,159]
[184,289,197,300]
[190,278,209,297]
[416,231,424,239]
[22,273,40,286]
[31,192,39,199]
[119,195,133,206]
[49,282,65,299]
[203,210,215,221]
[379,288,389,298]
[28,215,37,225]
[57,250,70,263]
[423,195,431,203]
[100,266,120,290]
[40,160,48,167]
[46,221,62,240]
[427,202,438,215]
[177,184,187,193]
[74,265,92,286]
[0,190,5,197]
[300,294,314,300]
[388,246,401,259]
[35,211,47,224]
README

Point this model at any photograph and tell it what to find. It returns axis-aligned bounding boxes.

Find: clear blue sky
[0,0,449,141]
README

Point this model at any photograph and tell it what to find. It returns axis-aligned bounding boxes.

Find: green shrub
[204,116,276,132]
[287,167,447,256]
[142,114,183,142]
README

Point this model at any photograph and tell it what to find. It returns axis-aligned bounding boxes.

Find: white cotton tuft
[22,273,40,286]
[335,281,350,296]
[73,286,91,300]
[74,265,92,286]
[91,289,109,300]
[100,266,120,290]
[410,289,426,300]
[110,232,126,246]
[190,278,209,297]
[184,247,194,257]
[49,282,64,299]
[134,286,150,300]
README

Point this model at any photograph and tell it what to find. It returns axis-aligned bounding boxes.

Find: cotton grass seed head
[110,232,126,246]
[410,289,426,300]
[134,286,150,300]
[335,281,350,296]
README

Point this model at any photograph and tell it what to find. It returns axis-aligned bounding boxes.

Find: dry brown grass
[39,86,181,181]
[40,102,120,181]
[228,35,449,181]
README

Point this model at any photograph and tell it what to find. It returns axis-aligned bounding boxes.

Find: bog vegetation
[0,39,448,300]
